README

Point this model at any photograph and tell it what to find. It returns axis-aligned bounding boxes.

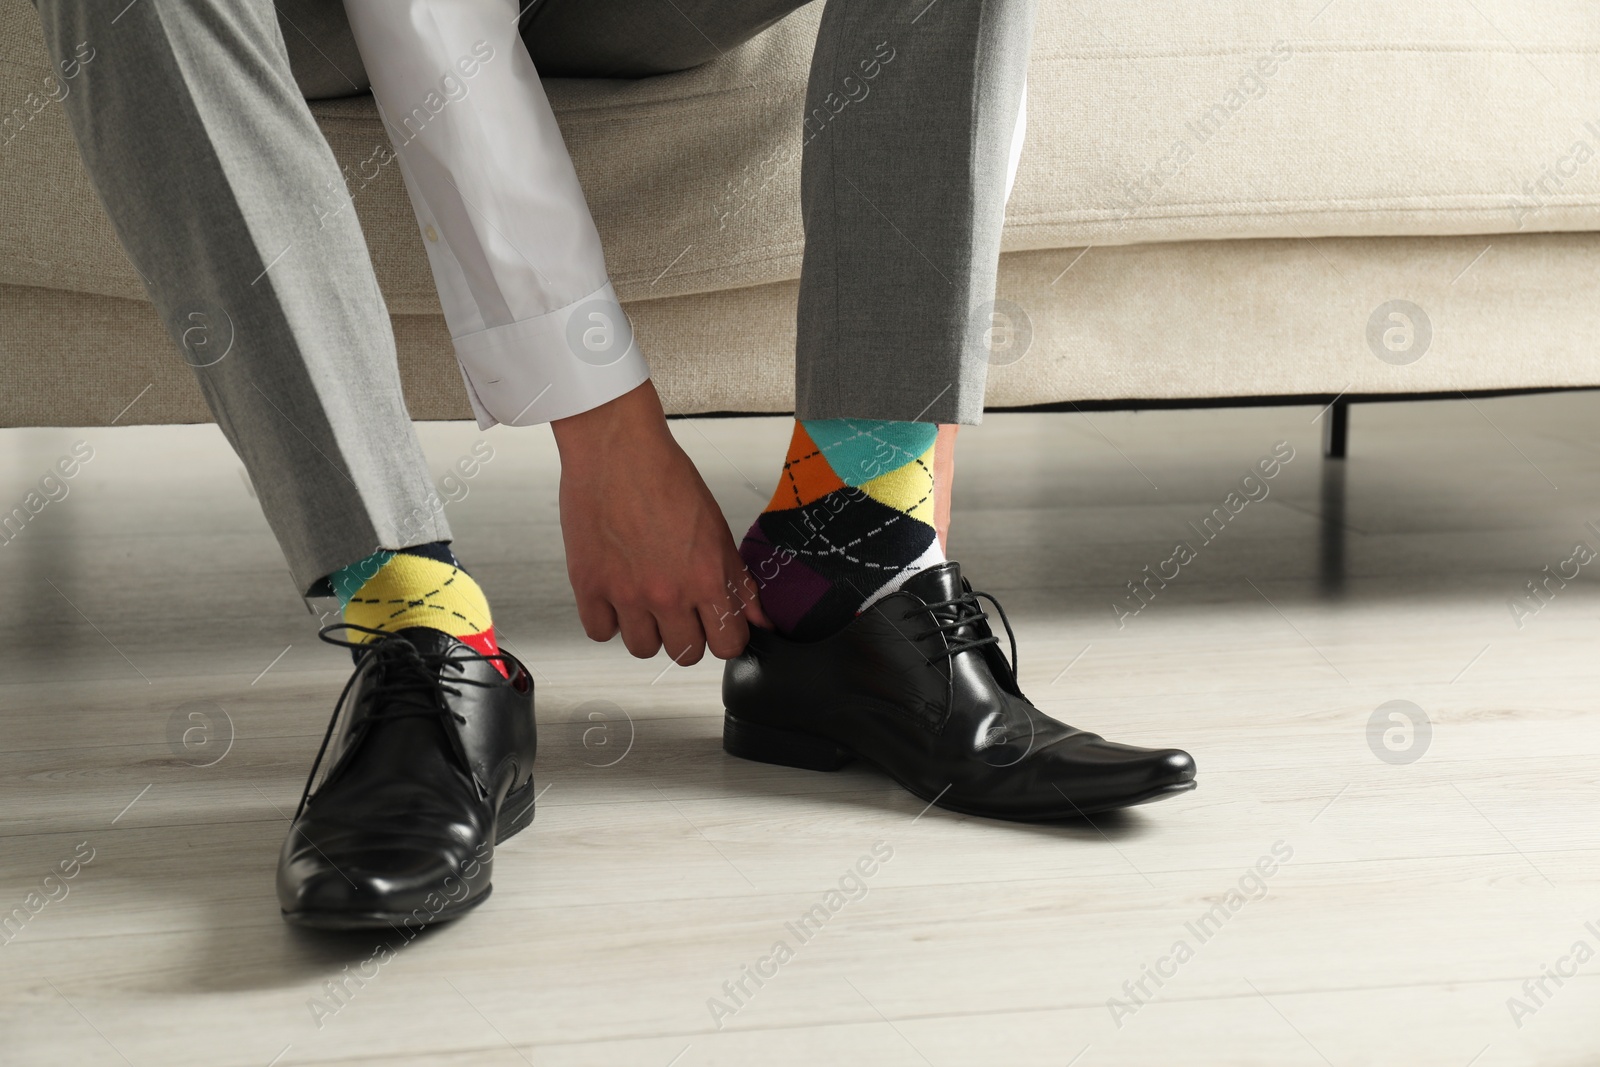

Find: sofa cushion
[12,230,1600,427]
[4,0,1600,311]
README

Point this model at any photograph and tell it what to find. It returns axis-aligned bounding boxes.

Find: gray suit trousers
[34,0,450,596]
[512,0,1037,425]
[33,0,1034,593]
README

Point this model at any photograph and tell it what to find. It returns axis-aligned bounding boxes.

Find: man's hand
[551,381,770,664]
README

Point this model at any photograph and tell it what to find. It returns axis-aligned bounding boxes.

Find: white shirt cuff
[452,280,651,429]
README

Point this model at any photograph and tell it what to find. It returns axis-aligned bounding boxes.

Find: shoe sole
[495,775,539,844]
[281,776,538,931]
[723,712,1196,821]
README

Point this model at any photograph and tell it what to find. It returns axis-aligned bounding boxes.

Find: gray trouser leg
[520,0,1035,425]
[34,0,447,595]
[795,0,1035,425]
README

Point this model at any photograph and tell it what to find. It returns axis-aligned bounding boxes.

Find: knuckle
[641,582,678,609]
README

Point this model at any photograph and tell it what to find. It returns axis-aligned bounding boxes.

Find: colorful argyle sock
[740,419,946,639]
[328,542,505,675]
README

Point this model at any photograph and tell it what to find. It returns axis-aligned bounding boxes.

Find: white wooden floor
[3,396,1599,1066]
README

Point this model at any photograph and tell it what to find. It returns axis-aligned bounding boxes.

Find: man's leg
[517,0,1022,634]
[35,0,445,594]
[518,0,1194,815]
[738,1,1034,634]
[34,0,535,928]
[723,2,1194,818]
[796,0,1034,426]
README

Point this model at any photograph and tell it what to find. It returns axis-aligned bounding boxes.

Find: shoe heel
[723,713,853,772]
[495,777,537,844]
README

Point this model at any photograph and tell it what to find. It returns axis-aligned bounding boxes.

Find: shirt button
[424,225,439,242]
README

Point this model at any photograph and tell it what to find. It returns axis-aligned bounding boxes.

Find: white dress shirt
[342,0,647,429]
[342,0,1026,430]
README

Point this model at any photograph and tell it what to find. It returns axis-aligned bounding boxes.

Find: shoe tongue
[392,627,461,657]
[322,628,470,796]
[349,628,461,707]
[899,561,964,606]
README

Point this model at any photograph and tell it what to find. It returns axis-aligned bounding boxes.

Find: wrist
[550,379,669,469]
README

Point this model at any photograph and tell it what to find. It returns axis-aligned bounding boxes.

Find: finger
[655,610,707,668]
[615,607,663,659]
[576,595,619,643]
[730,560,773,630]
[699,600,749,660]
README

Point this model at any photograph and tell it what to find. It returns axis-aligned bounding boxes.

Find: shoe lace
[900,588,1019,675]
[293,623,516,822]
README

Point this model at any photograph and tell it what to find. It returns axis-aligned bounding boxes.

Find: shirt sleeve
[341,0,650,429]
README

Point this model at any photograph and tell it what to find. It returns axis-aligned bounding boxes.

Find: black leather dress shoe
[723,562,1195,820]
[277,625,536,930]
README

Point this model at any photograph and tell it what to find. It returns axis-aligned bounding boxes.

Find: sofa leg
[1322,398,1350,459]
[1318,457,1347,597]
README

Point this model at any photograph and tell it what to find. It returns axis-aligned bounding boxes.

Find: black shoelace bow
[293,623,515,822]
[900,587,1019,674]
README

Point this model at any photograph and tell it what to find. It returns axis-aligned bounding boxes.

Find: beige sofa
[6,0,1600,428]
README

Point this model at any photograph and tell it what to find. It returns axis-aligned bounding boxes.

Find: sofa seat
[5,0,1600,425]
